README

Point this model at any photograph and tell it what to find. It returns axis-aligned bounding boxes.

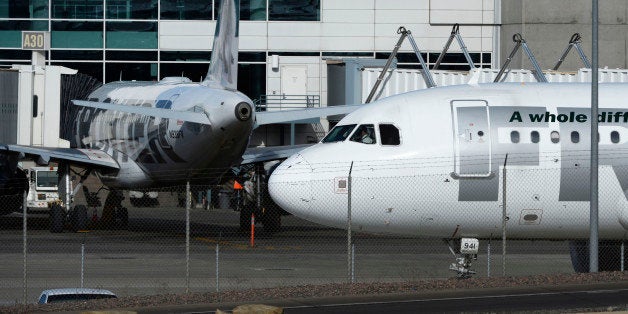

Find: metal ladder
[365,26,436,103]
[433,24,476,70]
[494,33,548,83]
[552,33,591,70]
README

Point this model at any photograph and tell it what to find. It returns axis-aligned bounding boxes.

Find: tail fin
[203,0,239,90]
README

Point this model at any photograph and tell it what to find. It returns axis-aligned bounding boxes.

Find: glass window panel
[106,22,157,49]
[107,0,157,19]
[160,62,208,81]
[106,62,157,82]
[238,63,265,101]
[239,51,265,62]
[349,124,376,144]
[611,131,620,144]
[214,0,266,21]
[160,51,210,61]
[571,131,580,143]
[0,0,48,18]
[322,124,356,143]
[379,124,400,145]
[51,0,102,19]
[510,130,520,143]
[106,50,157,61]
[0,20,48,47]
[51,61,104,82]
[51,50,103,60]
[550,131,560,143]
[52,21,103,48]
[269,0,319,21]
[161,0,212,20]
[531,131,540,143]
[0,49,32,59]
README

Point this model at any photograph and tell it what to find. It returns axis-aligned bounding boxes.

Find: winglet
[203,0,239,90]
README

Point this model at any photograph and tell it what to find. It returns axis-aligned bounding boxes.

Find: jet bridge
[0,63,77,148]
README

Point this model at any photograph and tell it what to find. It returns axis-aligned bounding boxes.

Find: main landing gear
[445,238,479,278]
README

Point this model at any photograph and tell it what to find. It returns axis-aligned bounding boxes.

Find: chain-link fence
[1,165,627,305]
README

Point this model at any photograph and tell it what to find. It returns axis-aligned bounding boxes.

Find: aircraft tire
[115,207,129,230]
[49,204,65,233]
[569,240,628,272]
[70,205,88,232]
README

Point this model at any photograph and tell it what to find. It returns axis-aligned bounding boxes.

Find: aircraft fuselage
[269,83,628,240]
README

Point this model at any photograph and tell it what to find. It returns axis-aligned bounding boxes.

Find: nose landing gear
[445,238,479,278]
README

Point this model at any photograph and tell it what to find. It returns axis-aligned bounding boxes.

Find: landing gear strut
[446,238,479,278]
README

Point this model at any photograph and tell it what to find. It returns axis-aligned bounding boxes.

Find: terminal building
[1,0,627,143]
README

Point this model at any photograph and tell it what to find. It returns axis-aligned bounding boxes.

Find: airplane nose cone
[268,153,313,219]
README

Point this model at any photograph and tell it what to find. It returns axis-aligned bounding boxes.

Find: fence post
[502,155,508,277]
[22,190,27,305]
[347,161,354,283]
[216,243,220,292]
[487,237,491,277]
[185,181,190,295]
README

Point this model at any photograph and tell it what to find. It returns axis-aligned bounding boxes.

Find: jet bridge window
[322,124,356,143]
[379,124,400,145]
[350,124,376,144]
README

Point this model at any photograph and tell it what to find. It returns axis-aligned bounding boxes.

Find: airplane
[0,0,359,232]
[268,81,628,275]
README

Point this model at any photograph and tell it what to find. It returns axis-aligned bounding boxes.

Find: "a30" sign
[22,31,50,50]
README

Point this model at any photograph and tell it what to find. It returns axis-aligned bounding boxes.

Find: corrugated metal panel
[0,69,18,144]
[362,68,628,102]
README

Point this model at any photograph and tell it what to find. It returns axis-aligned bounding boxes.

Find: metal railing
[254,94,320,111]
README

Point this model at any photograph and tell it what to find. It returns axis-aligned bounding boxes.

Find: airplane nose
[268,153,312,219]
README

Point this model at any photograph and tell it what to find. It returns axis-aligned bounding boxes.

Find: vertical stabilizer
[203,0,239,90]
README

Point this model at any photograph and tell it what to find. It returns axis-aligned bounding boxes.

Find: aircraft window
[531,131,540,143]
[550,131,560,143]
[510,131,520,143]
[611,131,620,144]
[350,124,376,144]
[379,124,400,145]
[322,124,357,143]
[571,131,580,143]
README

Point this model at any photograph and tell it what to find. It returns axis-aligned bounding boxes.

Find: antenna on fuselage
[203,0,239,90]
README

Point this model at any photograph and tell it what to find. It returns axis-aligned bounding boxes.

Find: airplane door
[451,100,492,177]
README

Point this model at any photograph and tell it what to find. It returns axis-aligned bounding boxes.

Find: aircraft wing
[240,144,310,165]
[1,144,119,169]
[72,100,211,125]
[254,105,362,127]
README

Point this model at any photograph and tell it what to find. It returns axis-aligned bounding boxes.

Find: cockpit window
[322,124,357,143]
[350,124,376,144]
[379,124,400,145]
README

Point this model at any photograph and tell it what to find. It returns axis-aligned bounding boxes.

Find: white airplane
[268,82,628,275]
[0,0,358,232]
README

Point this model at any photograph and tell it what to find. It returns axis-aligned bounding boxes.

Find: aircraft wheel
[70,205,89,232]
[49,204,65,233]
[239,206,252,232]
[115,207,129,230]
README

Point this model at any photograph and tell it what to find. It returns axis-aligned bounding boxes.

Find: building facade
[0,0,497,105]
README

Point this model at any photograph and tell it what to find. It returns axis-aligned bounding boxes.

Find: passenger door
[451,100,492,177]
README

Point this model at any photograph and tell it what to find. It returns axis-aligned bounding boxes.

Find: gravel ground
[2,271,627,313]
